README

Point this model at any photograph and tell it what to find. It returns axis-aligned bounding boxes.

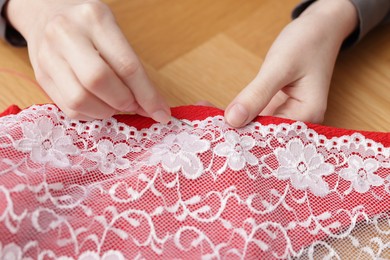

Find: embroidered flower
[340,155,383,193]
[275,139,334,196]
[148,132,209,179]
[87,140,131,174]
[0,243,23,260]
[15,117,78,167]
[214,131,258,171]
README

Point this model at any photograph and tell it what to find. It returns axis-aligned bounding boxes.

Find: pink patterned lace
[0,104,389,259]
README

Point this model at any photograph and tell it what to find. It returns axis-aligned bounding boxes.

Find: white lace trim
[0,104,389,259]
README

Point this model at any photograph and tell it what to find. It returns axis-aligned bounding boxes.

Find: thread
[0,67,40,88]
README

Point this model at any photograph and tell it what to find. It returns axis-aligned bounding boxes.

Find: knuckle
[45,14,70,40]
[65,91,116,120]
[115,99,133,111]
[117,59,140,79]
[81,65,109,91]
[247,80,274,104]
[146,92,159,104]
[306,103,327,123]
[248,88,270,109]
[66,91,88,111]
[314,107,326,123]
[138,90,158,105]
[316,115,325,124]
[309,115,324,124]
[79,1,110,22]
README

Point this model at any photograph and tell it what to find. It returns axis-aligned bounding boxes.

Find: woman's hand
[224,0,358,127]
[6,0,171,122]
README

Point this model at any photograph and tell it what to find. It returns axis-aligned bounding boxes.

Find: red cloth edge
[1,104,389,147]
[116,105,390,147]
[0,105,22,117]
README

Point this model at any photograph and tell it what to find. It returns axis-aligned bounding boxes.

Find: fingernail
[225,103,249,127]
[152,110,171,124]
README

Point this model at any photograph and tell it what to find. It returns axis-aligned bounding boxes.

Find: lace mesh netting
[0,104,389,259]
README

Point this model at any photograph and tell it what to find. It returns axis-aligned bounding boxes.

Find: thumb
[224,69,286,128]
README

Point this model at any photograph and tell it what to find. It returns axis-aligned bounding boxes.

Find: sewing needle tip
[171,116,193,127]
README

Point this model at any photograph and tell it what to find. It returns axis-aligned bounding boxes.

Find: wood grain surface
[0,0,389,132]
[0,1,389,257]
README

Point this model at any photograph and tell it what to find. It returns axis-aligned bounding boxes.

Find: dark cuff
[4,23,26,46]
[1,0,27,47]
[349,0,390,42]
[291,0,359,49]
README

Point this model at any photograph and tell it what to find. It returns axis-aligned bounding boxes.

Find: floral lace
[0,104,389,259]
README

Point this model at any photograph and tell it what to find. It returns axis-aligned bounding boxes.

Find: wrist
[299,0,358,44]
[0,0,26,46]
[5,0,26,37]
[5,0,45,40]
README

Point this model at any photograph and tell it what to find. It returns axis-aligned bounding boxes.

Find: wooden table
[0,1,389,257]
[0,0,389,132]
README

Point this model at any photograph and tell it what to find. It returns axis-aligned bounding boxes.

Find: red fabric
[3,104,388,146]
[0,105,21,118]
[0,104,389,259]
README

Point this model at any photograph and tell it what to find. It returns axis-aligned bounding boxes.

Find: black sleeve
[0,0,27,47]
[292,0,390,48]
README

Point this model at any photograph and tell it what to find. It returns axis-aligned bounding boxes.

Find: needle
[171,116,193,127]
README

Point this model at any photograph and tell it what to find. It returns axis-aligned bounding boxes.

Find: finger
[273,97,326,123]
[260,91,289,116]
[38,46,116,119]
[225,65,289,127]
[35,72,94,121]
[51,28,139,114]
[133,106,148,118]
[272,81,328,123]
[90,18,171,123]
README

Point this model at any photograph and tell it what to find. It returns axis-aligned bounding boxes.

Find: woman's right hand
[6,0,171,122]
